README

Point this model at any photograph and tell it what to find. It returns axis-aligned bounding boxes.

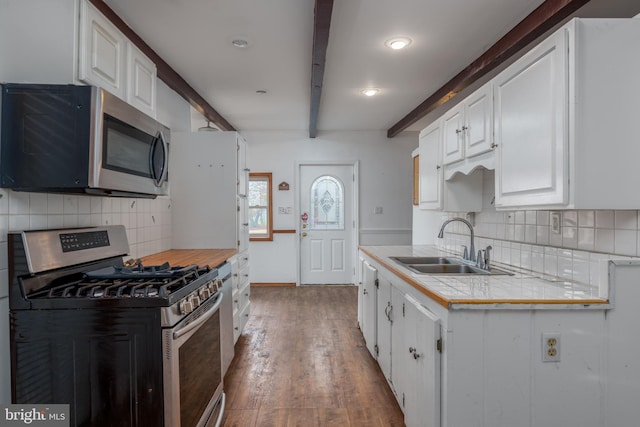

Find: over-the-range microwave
[0,83,169,198]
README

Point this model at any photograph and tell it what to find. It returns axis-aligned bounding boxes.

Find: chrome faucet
[437,217,476,262]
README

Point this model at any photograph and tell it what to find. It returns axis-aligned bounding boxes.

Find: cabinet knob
[491,143,498,149]
[461,125,468,131]
[455,128,462,135]
[409,347,416,354]
[436,165,441,170]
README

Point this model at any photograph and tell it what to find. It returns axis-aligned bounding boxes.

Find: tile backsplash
[436,170,634,289]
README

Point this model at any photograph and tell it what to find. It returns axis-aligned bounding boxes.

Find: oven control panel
[178,279,220,315]
[60,230,110,252]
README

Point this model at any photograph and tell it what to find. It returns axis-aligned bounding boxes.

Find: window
[309,175,344,230]
[248,172,273,241]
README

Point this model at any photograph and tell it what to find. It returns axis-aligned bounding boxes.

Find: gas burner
[85,263,201,279]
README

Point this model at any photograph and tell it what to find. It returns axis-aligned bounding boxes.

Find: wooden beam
[309,0,334,138]
[88,0,235,131]
[387,0,591,138]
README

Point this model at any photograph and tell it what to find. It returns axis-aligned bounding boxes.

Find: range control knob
[199,288,211,300]
[179,299,193,315]
[190,294,201,309]
[207,281,217,293]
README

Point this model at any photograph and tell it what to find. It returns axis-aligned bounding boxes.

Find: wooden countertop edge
[140,248,238,269]
[359,247,607,309]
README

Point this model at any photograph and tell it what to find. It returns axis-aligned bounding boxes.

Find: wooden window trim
[249,172,273,242]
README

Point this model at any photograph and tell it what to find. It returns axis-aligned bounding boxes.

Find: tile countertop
[359,245,609,310]
[139,249,237,269]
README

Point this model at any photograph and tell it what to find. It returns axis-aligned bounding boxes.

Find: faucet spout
[437,217,476,262]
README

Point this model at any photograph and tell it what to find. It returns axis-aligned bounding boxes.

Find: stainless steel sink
[390,256,456,265]
[407,263,512,275]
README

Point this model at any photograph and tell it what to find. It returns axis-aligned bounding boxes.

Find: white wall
[244,130,418,283]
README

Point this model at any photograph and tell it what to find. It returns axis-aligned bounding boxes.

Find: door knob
[301,232,308,237]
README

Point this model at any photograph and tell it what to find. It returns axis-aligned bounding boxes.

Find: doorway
[297,163,358,285]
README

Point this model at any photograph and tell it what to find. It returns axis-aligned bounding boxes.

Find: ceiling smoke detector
[385,37,412,50]
[231,39,249,48]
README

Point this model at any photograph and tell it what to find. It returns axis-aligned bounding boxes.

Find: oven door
[163,292,225,427]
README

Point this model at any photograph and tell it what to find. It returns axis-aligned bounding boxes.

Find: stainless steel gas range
[8,226,228,427]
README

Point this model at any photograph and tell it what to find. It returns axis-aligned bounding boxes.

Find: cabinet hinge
[374,344,379,356]
[237,240,240,247]
[402,393,405,408]
[436,338,443,353]
[375,278,379,289]
[402,302,405,317]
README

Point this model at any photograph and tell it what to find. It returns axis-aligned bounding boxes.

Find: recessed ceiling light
[385,37,412,50]
[361,88,381,97]
[231,39,249,48]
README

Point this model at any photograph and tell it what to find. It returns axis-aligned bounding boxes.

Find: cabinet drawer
[238,265,250,288]
[238,282,250,311]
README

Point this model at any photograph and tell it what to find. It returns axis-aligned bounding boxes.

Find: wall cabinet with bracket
[418,119,483,212]
[1,0,157,118]
[494,18,640,209]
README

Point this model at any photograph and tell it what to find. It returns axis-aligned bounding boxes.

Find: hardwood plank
[220,409,258,427]
[221,285,405,427]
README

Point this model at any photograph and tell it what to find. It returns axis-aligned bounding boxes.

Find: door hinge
[374,344,379,356]
[402,302,405,317]
[375,278,379,289]
[237,240,240,247]
[402,393,405,408]
[436,338,443,353]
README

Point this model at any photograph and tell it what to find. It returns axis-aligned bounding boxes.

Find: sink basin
[390,256,456,265]
[407,263,512,276]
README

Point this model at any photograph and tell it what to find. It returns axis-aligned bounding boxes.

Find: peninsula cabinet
[358,248,608,427]
[494,18,640,209]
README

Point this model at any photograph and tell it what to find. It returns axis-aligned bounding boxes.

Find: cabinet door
[78,0,126,99]
[464,83,493,157]
[237,137,248,197]
[127,42,157,118]
[494,28,568,208]
[418,120,443,210]
[403,295,441,427]
[390,285,407,408]
[237,196,249,252]
[376,277,393,382]
[361,261,377,358]
[442,105,464,165]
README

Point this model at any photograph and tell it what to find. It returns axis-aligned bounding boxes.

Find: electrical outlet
[551,212,561,234]
[542,332,561,362]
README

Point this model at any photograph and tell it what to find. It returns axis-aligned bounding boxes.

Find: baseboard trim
[251,282,296,287]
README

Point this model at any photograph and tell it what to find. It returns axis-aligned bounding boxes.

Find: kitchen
[2,0,640,426]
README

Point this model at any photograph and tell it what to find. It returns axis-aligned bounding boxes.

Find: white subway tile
[562,226,578,249]
[0,190,9,214]
[0,244,7,270]
[615,210,637,230]
[549,228,563,247]
[29,194,48,215]
[536,226,549,245]
[525,225,536,243]
[78,215,92,228]
[578,228,595,251]
[9,192,29,215]
[532,251,544,274]
[515,211,525,225]
[614,229,637,256]
[596,210,614,228]
[0,216,7,242]
[63,215,79,228]
[557,255,573,280]
[573,258,590,285]
[521,250,532,270]
[595,229,615,253]
[78,197,91,214]
[510,246,521,267]
[47,215,64,229]
[578,211,595,228]
[63,196,79,214]
[562,211,577,227]
[525,211,537,225]
[514,224,525,241]
[537,211,550,226]
[46,194,63,214]
[29,215,48,230]
[90,213,102,226]
[0,271,8,299]
[544,253,558,277]
[90,198,102,214]
[9,215,29,230]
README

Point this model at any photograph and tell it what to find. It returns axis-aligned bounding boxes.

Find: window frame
[248,172,273,242]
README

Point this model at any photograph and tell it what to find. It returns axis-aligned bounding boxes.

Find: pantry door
[299,164,356,285]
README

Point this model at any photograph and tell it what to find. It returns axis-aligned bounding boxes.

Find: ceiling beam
[89,0,236,131]
[387,0,591,138]
[309,0,334,138]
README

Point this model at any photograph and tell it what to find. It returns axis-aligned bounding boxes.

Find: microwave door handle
[173,292,224,340]
[150,132,168,187]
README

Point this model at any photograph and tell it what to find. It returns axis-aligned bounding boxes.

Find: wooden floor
[221,285,405,427]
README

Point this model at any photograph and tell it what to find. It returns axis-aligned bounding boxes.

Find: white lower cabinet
[359,250,606,427]
[361,260,377,358]
[231,253,250,343]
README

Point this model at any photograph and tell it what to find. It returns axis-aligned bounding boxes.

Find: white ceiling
[105,0,640,135]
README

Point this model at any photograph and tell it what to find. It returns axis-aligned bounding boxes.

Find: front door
[299,164,355,285]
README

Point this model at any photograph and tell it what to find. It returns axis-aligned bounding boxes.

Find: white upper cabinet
[494,25,567,208]
[79,0,127,99]
[79,0,157,117]
[494,18,640,209]
[127,43,157,118]
[442,82,494,166]
[419,120,443,210]
[419,119,483,212]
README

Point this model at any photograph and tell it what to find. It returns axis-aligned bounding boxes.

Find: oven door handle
[173,292,224,340]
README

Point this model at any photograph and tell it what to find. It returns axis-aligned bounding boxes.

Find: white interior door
[299,164,354,284]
